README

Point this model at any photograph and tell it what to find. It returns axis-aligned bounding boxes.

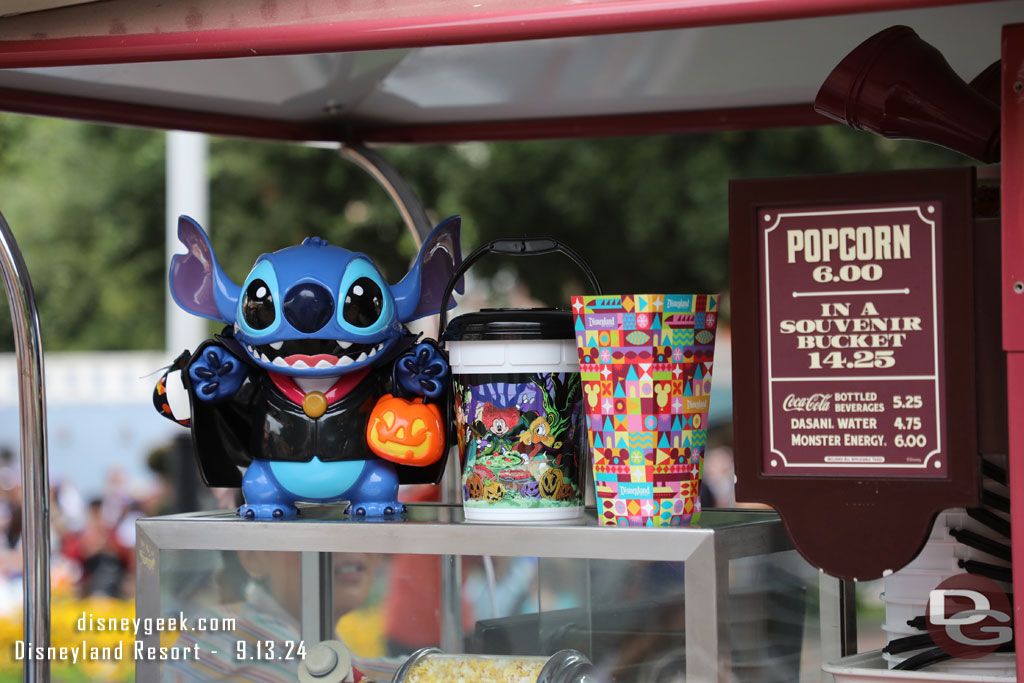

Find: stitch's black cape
[183,334,448,489]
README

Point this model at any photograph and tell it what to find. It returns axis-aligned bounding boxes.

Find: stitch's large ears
[169,216,240,324]
[393,216,463,322]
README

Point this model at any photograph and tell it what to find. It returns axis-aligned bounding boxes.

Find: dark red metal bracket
[1002,21,1024,683]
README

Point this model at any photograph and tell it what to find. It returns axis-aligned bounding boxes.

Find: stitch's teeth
[269,341,284,351]
[338,341,353,350]
[247,345,255,354]
[356,352,368,362]
[292,360,310,369]
[260,353,271,363]
[337,356,354,367]
[315,360,334,369]
[272,357,288,367]
[367,346,377,358]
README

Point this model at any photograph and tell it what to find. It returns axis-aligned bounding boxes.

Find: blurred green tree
[0,115,970,352]
[435,130,971,306]
[0,118,165,351]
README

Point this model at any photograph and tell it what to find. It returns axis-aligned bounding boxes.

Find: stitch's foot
[238,503,298,520]
[345,501,405,517]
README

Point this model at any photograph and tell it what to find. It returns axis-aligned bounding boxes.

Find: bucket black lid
[440,308,574,342]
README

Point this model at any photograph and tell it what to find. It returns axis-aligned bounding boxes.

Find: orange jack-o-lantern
[556,483,575,501]
[366,394,444,466]
[466,474,485,500]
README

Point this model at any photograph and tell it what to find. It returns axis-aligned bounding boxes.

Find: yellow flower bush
[0,592,175,683]
[0,590,384,681]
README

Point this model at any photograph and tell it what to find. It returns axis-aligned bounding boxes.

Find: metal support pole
[301,552,335,644]
[340,144,467,653]
[684,536,721,682]
[838,579,857,657]
[134,528,161,683]
[165,130,209,355]
[340,145,433,245]
[819,574,856,682]
[440,553,463,653]
[442,445,462,505]
[0,210,50,683]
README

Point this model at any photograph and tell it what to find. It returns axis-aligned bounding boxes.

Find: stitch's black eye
[242,279,275,330]
[343,277,384,328]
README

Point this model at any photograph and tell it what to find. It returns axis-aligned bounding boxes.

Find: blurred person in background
[61,498,127,598]
[0,476,21,611]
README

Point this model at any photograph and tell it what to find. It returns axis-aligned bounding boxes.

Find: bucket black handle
[438,237,603,337]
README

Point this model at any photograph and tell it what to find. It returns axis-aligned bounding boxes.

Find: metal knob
[298,640,353,683]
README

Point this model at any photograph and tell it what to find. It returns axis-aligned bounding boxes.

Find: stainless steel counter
[136,505,792,682]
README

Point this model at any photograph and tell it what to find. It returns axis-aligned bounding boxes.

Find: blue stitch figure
[158,215,462,520]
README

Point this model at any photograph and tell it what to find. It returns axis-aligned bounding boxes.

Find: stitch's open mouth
[245,338,386,370]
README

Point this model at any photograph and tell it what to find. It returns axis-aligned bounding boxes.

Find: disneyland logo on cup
[926,574,1013,659]
[584,314,619,330]
[665,295,688,310]
[782,393,832,412]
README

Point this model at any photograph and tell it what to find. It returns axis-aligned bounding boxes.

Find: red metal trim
[0,0,990,69]
[1012,355,1024,678]
[355,105,829,144]
[1003,22,1024,683]
[0,86,828,141]
[0,87,342,142]
[1004,26,1024,350]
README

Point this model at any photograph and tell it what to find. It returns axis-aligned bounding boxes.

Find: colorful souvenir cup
[572,294,719,526]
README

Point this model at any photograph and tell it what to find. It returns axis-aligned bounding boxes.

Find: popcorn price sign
[729,169,980,580]
[760,202,945,477]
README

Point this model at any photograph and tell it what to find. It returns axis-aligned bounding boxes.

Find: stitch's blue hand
[189,345,248,402]
[394,341,449,400]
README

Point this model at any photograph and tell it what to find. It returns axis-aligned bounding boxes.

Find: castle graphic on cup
[573,294,718,526]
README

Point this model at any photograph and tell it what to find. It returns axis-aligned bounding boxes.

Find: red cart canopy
[0,0,1017,142]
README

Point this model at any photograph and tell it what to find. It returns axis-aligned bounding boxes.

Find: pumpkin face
[521,480,541,498]
[366,394,444,466]
[557,483,575,501]
[466,474,484,500]
[484,480,505,503]
[540,468,564,498]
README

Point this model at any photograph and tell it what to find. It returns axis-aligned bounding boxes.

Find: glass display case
[135,505,802,682]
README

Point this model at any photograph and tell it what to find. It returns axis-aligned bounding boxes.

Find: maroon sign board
[730,168,979,580]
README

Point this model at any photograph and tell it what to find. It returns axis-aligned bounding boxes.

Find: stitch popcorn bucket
[572,294,718,526]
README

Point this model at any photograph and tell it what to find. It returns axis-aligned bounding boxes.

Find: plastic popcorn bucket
[445,309,587,521]
[439,237,601,522]
[571,294,718,526]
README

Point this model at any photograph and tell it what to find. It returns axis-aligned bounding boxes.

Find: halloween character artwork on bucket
[154,215,461,520]
[457,373,584,509]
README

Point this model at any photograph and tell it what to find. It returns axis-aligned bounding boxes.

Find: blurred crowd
[0,438,196,611]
